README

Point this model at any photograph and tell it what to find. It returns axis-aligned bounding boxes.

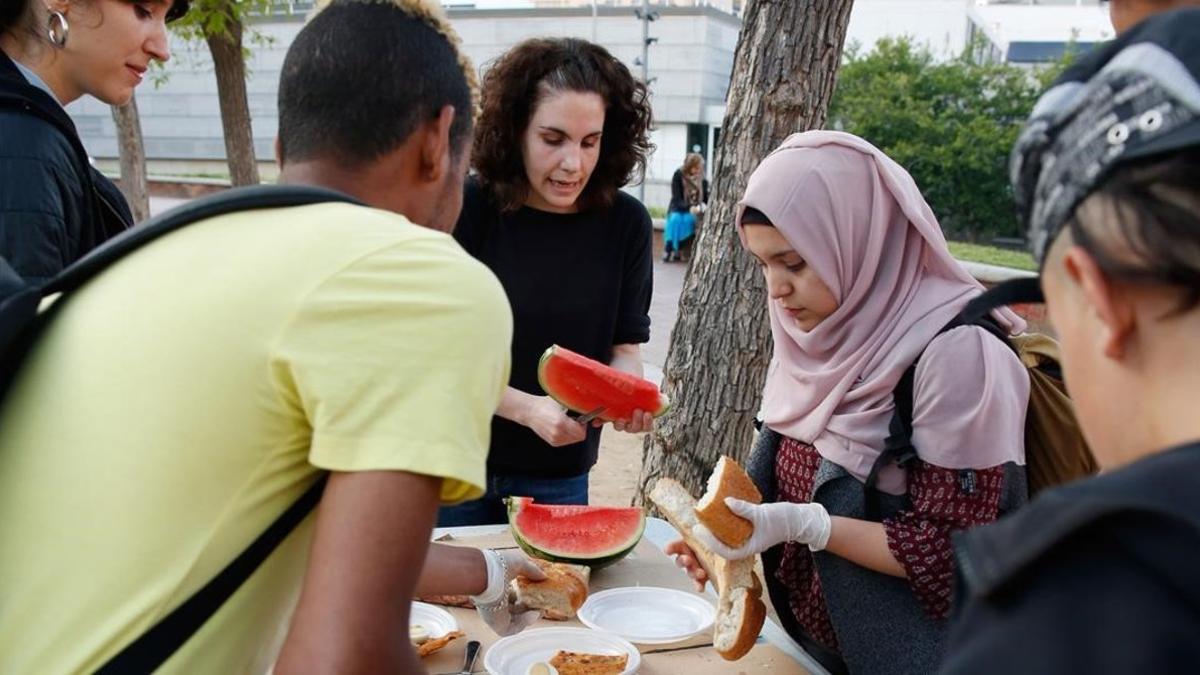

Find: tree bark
[205,3,259,186]
[110,96,150,222]
[636,0,855,504]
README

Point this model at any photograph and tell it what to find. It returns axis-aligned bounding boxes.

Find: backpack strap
[863,313,1013,521]
[96,475,329,674]
[960,277,1043,323]
[45,184,361,297]
[864,361,921,522]
[0,185,363,401]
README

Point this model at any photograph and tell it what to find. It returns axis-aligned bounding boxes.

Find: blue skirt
[664,210,696,249]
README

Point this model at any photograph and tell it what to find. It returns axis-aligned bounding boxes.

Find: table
[420,518,827,674]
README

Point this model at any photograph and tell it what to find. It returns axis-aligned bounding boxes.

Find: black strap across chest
[863,314,1013,521]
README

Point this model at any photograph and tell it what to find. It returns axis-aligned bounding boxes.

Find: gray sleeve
[746,426,781,503]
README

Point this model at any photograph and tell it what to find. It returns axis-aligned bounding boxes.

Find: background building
[66,1,740,209]
[65,0,1114,211]
[967,0,1114,64]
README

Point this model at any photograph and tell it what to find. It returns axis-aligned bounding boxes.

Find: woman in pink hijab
[668,131,1030,674]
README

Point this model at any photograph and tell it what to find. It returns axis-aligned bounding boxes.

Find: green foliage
[167,0,280,65]
[169,0,274,41]
[828,37,1070,241]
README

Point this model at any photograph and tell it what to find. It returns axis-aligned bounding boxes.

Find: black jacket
[941,441,1200,674]
[0,52,132,284]
[668,168,708,215]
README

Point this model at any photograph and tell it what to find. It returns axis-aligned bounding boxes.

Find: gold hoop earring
[47,10,69,48]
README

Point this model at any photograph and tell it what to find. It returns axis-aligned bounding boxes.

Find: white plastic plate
[410,601,459,639]
[578,586,716,645]
[484,626,640,675]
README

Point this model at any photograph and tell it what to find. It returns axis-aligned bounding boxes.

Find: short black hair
[277,1,472,168]
[1068,147,1200,313]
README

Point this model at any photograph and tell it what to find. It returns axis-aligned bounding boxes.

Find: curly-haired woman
[439,38,655,526]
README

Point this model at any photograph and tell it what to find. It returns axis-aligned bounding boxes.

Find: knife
[571,406,606,425]
[436,639,480,675]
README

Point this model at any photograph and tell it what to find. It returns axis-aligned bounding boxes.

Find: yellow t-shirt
[0,202,512,674]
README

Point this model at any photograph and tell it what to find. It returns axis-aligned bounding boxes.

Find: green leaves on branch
[169,0,276,41]
[829,37,1072,241]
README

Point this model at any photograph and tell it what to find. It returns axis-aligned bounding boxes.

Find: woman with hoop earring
[0,0,188,284]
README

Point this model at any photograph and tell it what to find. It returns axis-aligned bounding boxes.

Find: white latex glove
[693,498,832,560]
[470,549,546,637]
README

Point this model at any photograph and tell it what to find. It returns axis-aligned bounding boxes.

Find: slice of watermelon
[507,497,646,569]
[537,345,670,422]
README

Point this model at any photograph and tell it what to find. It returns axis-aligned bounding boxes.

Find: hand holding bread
[694,498,833,560]
[649,457,768,661]
[510,558,590,620]
[472,549,546,637]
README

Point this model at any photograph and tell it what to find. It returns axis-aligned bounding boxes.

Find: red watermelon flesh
[508,497,646,569]
[537,345,669,422]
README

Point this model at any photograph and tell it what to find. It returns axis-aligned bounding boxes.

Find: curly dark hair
[472,37,654,212]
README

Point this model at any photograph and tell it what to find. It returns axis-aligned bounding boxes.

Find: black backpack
[0,184,361,673]
[864,311,1096,521]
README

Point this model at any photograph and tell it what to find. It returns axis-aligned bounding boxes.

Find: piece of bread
[415,629,464,657]
[548,650,628,675]
[650,478,760,597]
[695,455,763,548]
[713,587,767,661]
[650,477,766,661]
[511,558,590,620]
[415,593,475,609]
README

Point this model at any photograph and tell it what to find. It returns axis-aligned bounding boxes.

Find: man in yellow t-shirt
[0,2,545,673]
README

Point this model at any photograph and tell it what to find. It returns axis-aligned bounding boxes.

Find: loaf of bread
[511,558,590,620]
[694,455,763,548]
[650,477,766,661]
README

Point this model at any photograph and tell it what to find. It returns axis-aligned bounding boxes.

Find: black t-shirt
[453,179,653,478]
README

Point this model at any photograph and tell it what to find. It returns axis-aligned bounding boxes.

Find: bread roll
[650,477,766,661]
[694,455,763,548]
[511,558,590,620]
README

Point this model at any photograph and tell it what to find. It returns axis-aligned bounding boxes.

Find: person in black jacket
[0,0,187,283]
[663,152,708,262]
[940,9,1200,674]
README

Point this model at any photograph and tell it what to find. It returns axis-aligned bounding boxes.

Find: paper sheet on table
[421,532,809,674]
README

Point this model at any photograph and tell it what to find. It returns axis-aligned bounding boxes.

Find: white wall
[845,0,970,58]
[69,7,738,210]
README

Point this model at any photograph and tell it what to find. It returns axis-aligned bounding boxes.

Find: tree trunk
[205,4,259,186]
[636,0,855,504]
[110,96,150,222]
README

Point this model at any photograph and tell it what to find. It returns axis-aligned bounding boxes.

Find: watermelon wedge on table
[537,345,669,422]
[507,497,646,569]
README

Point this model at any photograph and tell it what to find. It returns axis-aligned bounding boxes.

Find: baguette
[695,455,762,548]
[650,477,766,660]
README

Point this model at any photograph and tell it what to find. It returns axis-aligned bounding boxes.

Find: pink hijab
[738,131,1026,493]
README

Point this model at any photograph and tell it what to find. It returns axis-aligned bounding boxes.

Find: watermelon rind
[507,497,646,570]
[537,345,671,419]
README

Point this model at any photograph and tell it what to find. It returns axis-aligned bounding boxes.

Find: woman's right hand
[665,539,710,593]
[524,395,588,447]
